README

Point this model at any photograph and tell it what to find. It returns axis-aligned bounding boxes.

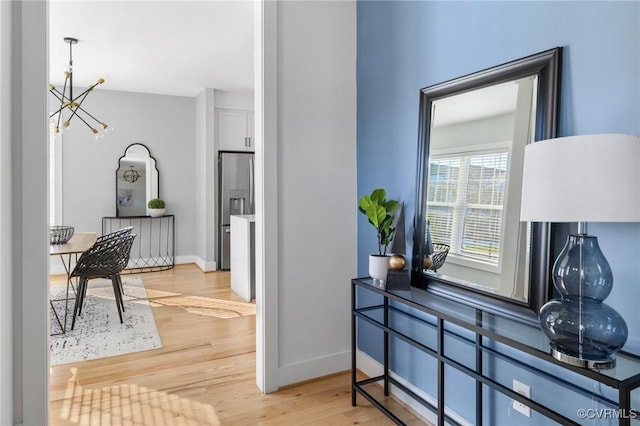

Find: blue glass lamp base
[539,234,628,371]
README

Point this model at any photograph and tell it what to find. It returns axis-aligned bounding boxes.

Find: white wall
[0,1,12,423]
[194,88,217,271]
[3,1,49,425]
[273,0,357,386]
[214,89,253,110]
[58,90,197,259]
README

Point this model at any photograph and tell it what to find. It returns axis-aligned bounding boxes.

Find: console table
[351,277,640,426]
[102,215,174,273]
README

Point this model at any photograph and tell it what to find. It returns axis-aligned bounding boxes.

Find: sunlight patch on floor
[146,293,256,318]
[60,368,219,425]
[145,288,181,299]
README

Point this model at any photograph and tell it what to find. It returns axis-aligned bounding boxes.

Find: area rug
[50,277,163,366]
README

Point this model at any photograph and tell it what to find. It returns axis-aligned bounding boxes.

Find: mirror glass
[426,77,536,301]
[412,48,562,324]
[116,143,159,217]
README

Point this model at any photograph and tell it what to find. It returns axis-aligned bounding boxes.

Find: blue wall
[357,1,640,423]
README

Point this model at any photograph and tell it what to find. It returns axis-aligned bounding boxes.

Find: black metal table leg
[384,295,390,396]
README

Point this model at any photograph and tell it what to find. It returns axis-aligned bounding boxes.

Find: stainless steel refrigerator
[218,152,254,270]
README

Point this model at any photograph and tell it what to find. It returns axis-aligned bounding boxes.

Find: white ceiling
[432,80,520,128]
[49,1,254,98]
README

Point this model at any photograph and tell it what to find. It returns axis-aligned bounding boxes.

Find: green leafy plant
[359,188,400,256]
[147,198,165,209]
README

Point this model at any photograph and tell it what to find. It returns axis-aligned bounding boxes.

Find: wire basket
[427,243,450,271]
[50,226,74,245]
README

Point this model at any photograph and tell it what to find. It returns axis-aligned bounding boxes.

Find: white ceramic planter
[369,254,390,285]
[148,208,166,217]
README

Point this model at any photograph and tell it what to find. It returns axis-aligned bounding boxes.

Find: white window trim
[428,141,512,274]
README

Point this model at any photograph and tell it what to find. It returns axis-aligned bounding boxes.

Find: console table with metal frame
[102,215,174,273]
[351,277,640,426]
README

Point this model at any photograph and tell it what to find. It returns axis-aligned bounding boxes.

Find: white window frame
[427,141,511,274]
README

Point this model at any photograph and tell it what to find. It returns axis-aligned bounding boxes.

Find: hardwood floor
[49,264,412,425]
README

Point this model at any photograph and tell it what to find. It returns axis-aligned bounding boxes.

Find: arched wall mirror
[412,47,563,325]
[116,143,159,217]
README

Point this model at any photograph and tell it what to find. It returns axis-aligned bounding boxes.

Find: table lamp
[520,134,640,368]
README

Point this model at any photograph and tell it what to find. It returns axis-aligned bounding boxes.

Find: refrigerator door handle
[249,156,254,214]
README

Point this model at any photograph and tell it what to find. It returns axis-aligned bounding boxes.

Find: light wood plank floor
[49,264,423,425]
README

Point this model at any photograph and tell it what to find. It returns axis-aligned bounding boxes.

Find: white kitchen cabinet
[216,109,255,152]
[230,214,255,302]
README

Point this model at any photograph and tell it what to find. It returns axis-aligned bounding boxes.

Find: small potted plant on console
[147,198,166,217]
[358,188,399,286]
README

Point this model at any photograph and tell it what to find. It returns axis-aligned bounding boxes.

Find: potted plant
[358,188,399,284]
[147,198,166,217]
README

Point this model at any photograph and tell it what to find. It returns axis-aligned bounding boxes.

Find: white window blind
[426,150,508,265]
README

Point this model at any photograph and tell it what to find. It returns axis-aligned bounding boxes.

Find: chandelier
[49,37,112,138]
[123,166,141,183]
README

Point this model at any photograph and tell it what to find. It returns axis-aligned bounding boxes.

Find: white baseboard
[278,350,351,388]
[356,349,472,426]
[49,255,217,276]
[191,256,217,272]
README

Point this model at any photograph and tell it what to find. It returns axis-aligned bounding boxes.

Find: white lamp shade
[520,134,640,222]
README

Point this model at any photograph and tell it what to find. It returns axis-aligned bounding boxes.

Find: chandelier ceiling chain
[49,37,112,138]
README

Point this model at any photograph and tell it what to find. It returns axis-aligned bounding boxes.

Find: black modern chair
[70,233,136,329]
[91,226,134,295]
[96,226,134,244]
[64,226,135,299]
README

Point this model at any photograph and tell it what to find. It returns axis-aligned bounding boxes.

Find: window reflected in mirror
[424,76,538,301]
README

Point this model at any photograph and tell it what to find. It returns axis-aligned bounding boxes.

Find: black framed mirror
[412,47,562,325]
[116,143,159,217]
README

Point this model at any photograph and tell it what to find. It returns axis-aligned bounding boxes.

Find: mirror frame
[411,47,563,325]
[116,143,160,217]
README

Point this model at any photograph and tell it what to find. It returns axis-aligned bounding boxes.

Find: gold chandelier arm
[68,88,106,128]
[48,88,67,117]
[68,82,100,103]
[70,108,99,134]
[49,86,64,100]
[59,87,99,134]
[48,88,67,133]
[63,80,98,123]
[49,70,71,132]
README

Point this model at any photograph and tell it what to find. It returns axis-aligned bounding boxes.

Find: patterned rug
[49,277,163,366]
